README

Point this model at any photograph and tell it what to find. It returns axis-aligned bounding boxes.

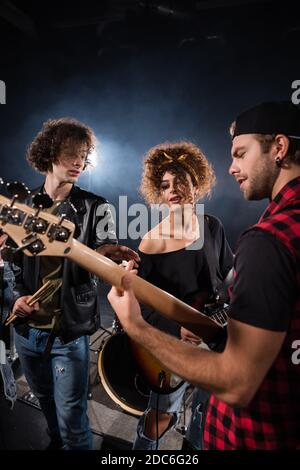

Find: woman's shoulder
[139,228,166,254]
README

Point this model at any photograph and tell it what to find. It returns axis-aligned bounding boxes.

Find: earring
[275,157,282,168]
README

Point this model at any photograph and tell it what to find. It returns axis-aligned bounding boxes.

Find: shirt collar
[260,176,300,222]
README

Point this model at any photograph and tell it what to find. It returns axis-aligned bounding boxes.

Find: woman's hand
[97,244,140,268]
[122,259,138,276]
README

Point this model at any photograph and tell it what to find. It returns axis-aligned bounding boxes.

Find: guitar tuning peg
[47,213,71,243]
[6,182,31,203]
[58,214,66,225]
[34,205,43,217]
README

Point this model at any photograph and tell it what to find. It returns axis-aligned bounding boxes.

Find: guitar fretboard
[211,306,228,327]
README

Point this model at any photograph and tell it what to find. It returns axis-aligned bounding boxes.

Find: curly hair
[26,118,96,173]
[140,141,216,205]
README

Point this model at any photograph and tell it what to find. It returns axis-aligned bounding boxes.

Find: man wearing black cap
[230,101,300,200]
[107,101,300,449]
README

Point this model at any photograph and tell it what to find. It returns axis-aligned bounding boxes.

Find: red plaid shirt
[204,176,300,449]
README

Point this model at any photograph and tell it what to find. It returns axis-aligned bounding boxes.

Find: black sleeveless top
[138,241,214,338]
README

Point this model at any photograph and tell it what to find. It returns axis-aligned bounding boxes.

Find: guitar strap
[201,214,234,303]
[202,215,221,299]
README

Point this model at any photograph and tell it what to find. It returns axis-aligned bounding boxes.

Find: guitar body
[129,338,183,393]
[129,302,229,393]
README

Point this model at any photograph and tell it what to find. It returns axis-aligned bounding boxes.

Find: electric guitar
[0,189,231,392]
[129,301,228,393]
[0,190,228,392]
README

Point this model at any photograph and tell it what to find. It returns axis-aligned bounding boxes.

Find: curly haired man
[11,118,139,449]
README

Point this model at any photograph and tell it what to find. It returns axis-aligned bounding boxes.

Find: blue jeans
[14,327,93,450]
[185,388,209,450]
[133,382,189,450]
[2,262,15,319]
[0,262,17,406]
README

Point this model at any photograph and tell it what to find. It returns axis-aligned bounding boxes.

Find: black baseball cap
[232,101,300,140]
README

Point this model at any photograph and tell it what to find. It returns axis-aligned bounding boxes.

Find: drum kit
[97,324,151,417]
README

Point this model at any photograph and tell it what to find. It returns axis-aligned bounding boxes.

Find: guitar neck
[66,239,222,342]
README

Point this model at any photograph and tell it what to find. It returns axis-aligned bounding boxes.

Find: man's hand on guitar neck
[108,274,147,337]
[108,271,203,347]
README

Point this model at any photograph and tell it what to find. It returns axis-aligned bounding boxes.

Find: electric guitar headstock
[0,181,75,258]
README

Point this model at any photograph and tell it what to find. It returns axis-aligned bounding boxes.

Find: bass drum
[98,332,150,417]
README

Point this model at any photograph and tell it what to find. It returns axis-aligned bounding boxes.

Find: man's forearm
[108,276,287,408]
[128,320,237,403]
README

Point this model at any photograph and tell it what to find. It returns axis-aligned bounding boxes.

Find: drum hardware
[96,316,151,416]
[89,325,112,352]
[111,318,123,334]
[97,330,150,416]
[88,326,114,400]
[176,386,194,436]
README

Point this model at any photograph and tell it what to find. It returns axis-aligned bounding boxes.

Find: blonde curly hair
[140,141,216,205]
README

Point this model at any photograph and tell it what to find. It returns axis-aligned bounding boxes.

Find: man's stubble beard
[244,156,280,201]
